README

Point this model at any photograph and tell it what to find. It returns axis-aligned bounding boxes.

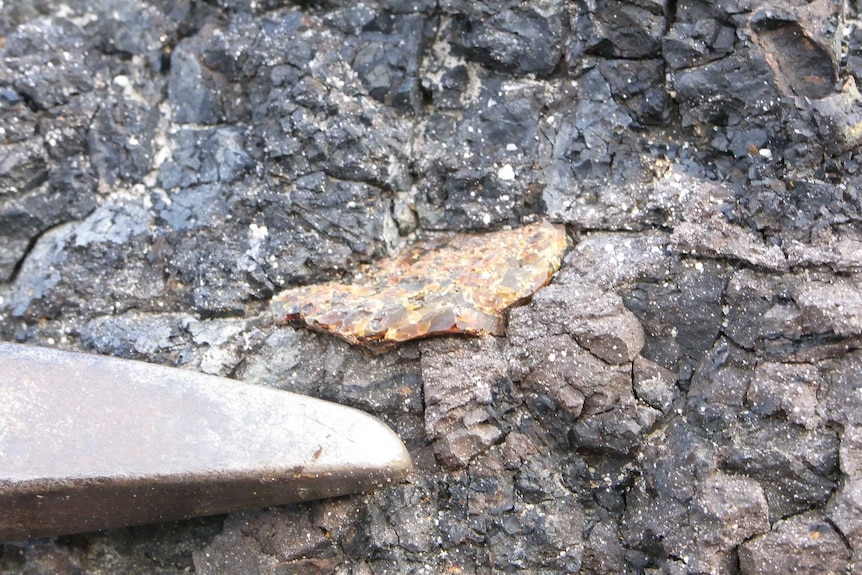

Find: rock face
[2,0,862,573]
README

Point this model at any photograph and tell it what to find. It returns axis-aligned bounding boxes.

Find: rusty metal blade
[0,342,412,541]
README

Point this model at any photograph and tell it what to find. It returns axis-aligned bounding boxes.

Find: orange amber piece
[270,220,569,347]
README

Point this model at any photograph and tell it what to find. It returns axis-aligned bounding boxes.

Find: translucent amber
[271,220,569,347]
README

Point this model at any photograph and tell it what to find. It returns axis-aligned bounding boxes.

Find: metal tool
[0,342,412,541]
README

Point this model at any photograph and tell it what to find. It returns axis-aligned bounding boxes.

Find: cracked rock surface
[3,0,862,573]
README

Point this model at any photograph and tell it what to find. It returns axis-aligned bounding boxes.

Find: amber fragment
[270,220,569,347]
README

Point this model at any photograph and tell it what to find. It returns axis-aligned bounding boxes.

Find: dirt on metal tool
[0,342,412,541]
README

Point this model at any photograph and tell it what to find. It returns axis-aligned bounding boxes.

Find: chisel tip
[0,343,412,541]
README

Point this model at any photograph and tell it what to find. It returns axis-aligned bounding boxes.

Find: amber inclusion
[270,220,569,347]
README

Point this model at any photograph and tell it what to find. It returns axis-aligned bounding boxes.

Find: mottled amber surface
[271,220,569,347]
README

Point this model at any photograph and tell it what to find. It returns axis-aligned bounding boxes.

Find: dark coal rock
[5,0,862,573]
[597,59,671,126]
[625,427,771,573]
[570,0,668,60]
[90,95,160,185]
[442,0,565,76]
[349,12,435,113]
[0,17,99,109]
[625,258,731,381]
[0,19,101,282]
[414,72,554,230]
[157,127,254,189]
[663,13,735,70]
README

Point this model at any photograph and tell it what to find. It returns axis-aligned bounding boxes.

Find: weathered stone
[157,127,254,189]
[747,361,822,429]
[723,269,798,351]
[722,421,839,523]
[527,283,645,364]
[78,312,194,360]
[88,95,159,186]
[687,473,769,572]
[687,340,753,410]
[739,512,851,575]
[672,47,779,136]
[808,78,862,155]
[361,483,437,555]
[828,479,862,550]
[823,351,862,428]
[546,164,734,232]
[92,0,178,70]
[0,126,97,282]
[169,38,230,125]
[671,219,788,270]
[633,356,676,413]
[436,424,504,470]
[582,518,625,575]
[795,277,862,338]
[628,418,717,506]
[0,139,47,198]
[742,176,862,248]
[784,226,862,272]
[5,201,168,320]
[663,17,735,70]
[466,457,514,516]
[509,283,656,455]
[624,425,769,573]
[413,73,554,230]
[0,17,99,109]
[598,59,671,125]
[421,338,507,468]
[556,231,672,289]
[516,335,604,421]
[542,69,636,211]
[840,426,862,477]
[500,431,538,470]
[486,494,584,572]
[193,506,341,575]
